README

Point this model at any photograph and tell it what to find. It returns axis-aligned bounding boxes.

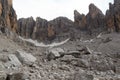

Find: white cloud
[13,0,113,21]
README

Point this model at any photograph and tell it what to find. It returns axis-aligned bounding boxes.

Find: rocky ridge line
[17,0,120,42]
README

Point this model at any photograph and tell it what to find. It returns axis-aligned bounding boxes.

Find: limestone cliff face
[74,0,120,33]
[0,0,17,32]
[17,0,120,42]
[74,10,87,30]
[106,0,120,32]
[74,3,105,35]
[17,17,74,42]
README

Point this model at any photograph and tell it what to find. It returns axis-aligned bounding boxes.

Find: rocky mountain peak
[89,3,103,18]
[0,0,17,33]
[105,0,120,32]
[74,10,81,18]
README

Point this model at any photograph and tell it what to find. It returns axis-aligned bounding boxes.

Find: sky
[13,0,113,21]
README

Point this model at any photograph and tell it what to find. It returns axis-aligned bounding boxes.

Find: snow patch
[19,36,70,47]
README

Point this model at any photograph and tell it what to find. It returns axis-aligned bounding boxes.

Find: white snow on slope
[19,36,70,47]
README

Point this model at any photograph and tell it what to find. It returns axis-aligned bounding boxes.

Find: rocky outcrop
[74,10,87,30]
[0,0,17,32]
[105,3,115,32]
[74,0,120,33]
[32,17,48,41]
[106,0,120,32]
[17,0,120,42]
[49,17,74,39]
[17,17,74,42]
[74,3,105,35]
[17,17,35,38]
[86,4,105,34]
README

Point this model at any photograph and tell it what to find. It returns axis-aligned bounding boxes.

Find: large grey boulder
[16,50,37,66]
[47,48,64,61]
[0,62,6,80]
[0,72,7,80]
[4,54,22,69]
[0,62,4,71]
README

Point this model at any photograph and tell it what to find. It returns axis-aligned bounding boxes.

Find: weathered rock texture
[0,0,17,32]
[74,10,87,30]
[17,17,74,42]
[17,0,120,42]
[86,4,105,34]
[74,3,105,35]
[106,0,120,32]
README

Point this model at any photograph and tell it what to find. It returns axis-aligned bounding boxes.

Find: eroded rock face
[17,17,35,38]
[49,17,74,39]
[17,17,74,42]
[32,17,48,41]
[17,0,120,42]
[0,0,17,32]
[74,10,87,30]
[105,3,115,32]
[106,0,120,32]
[86,4,105,34]
[74,3,105,35]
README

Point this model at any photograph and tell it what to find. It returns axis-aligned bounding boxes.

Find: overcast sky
[13,0,113,21]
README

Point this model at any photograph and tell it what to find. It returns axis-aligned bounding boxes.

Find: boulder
[0,62,5,71]
[65,46,92,58]
[60,55,75,63]
[7,72,29,80]
[16,50,37,66]
[47,48,64,61]
[71,59,89,68]
[0,72,7,80]
[4,54,22,68]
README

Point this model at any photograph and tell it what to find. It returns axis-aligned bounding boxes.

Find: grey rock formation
[16,50,37,66]
[17,17,74,42]
[74,10,87,30]
[4,54,22,68]
[7,72,29,80]
[0,0,17,33]
[105,0,120,32]
[17,17,35,38]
